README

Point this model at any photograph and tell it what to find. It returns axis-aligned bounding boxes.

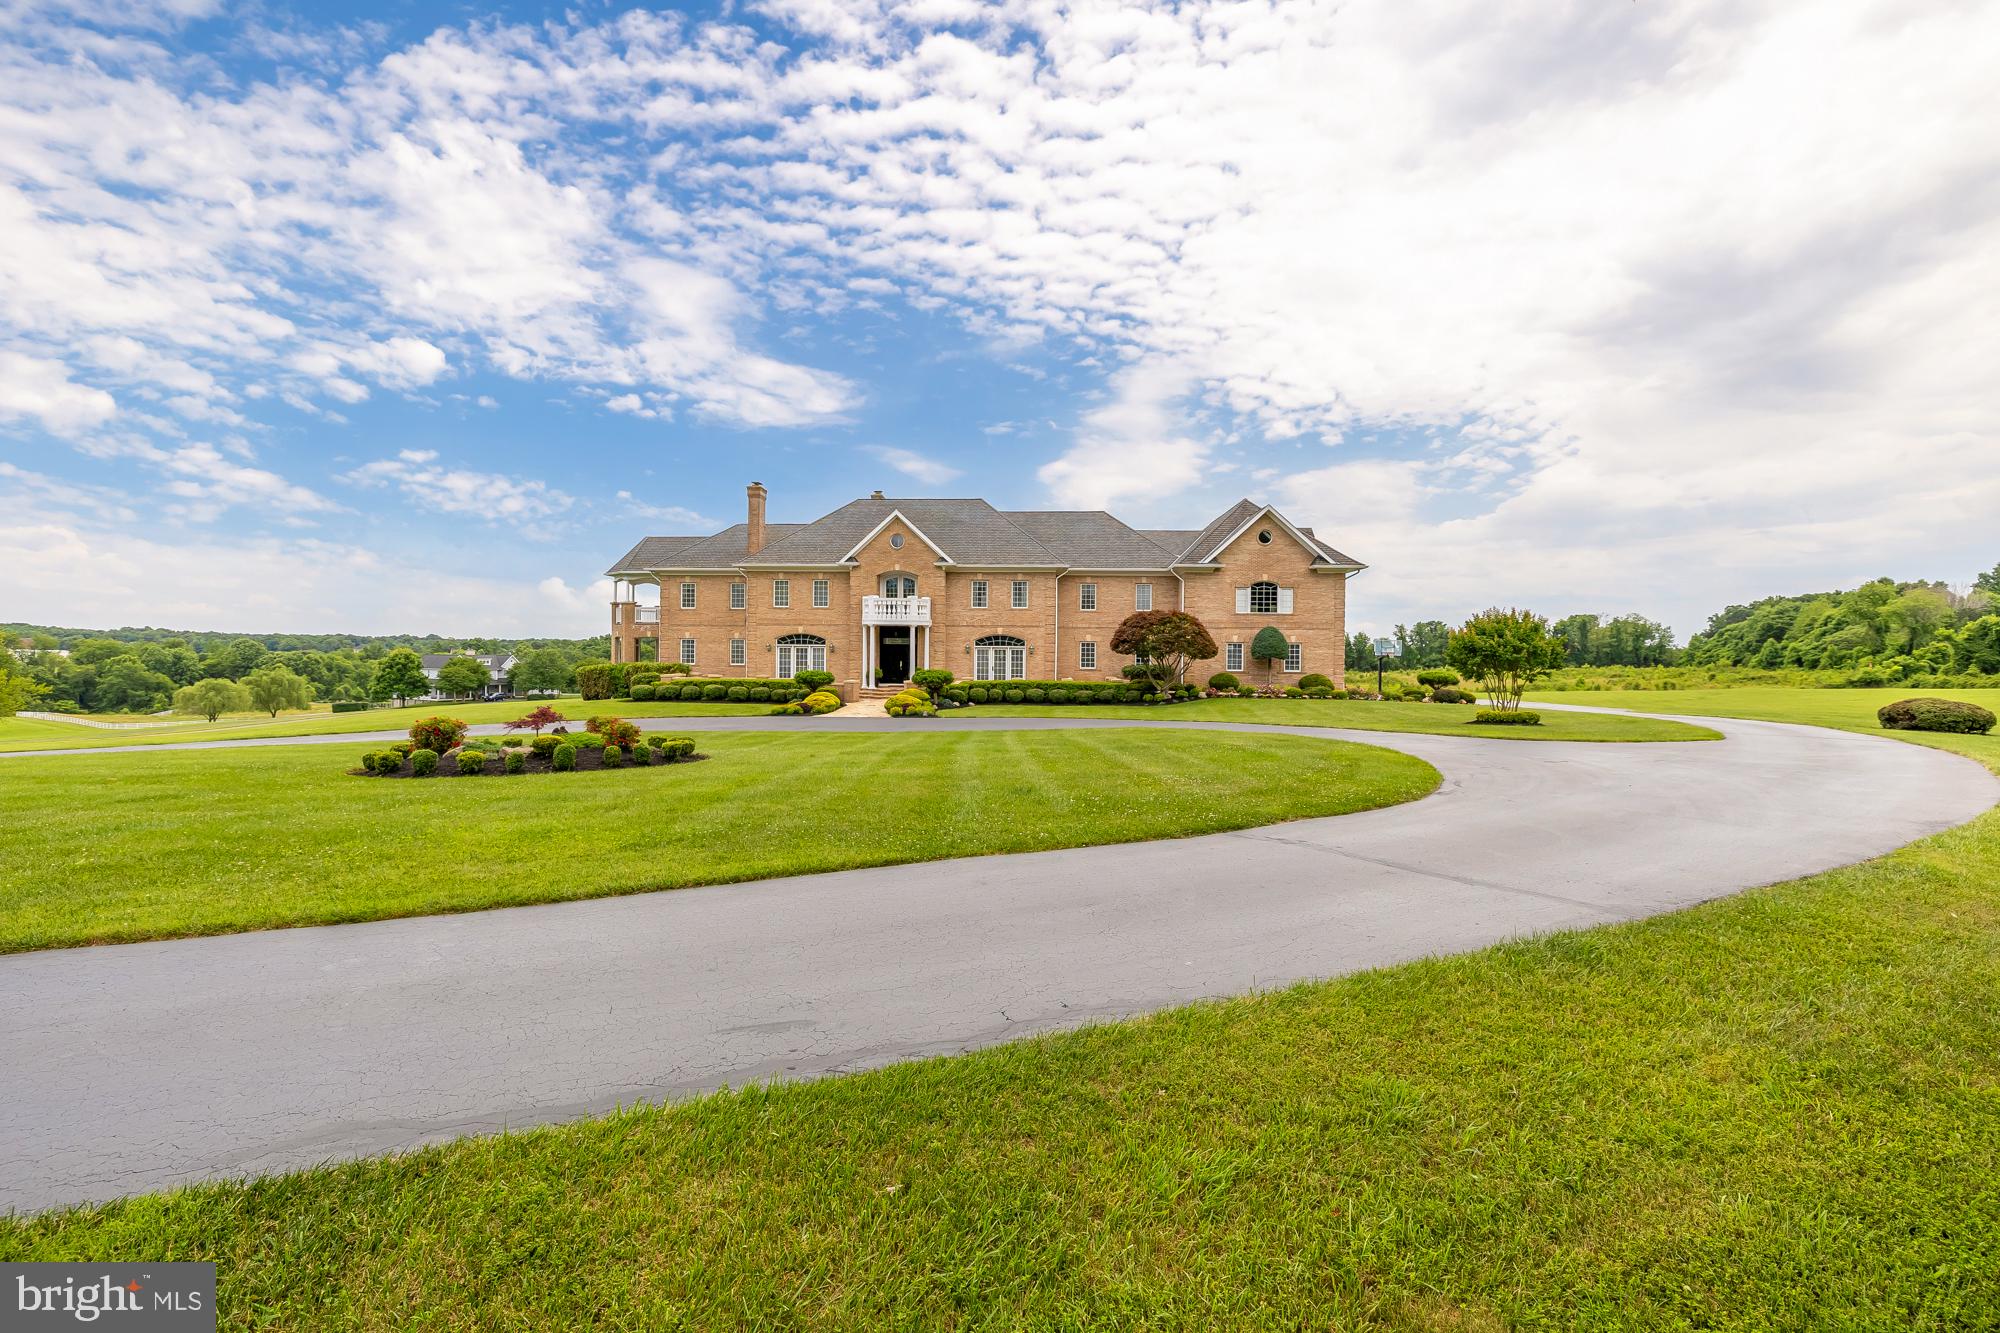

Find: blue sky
[2,0,1995,639]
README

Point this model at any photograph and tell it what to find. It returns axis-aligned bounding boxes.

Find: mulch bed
[351,747,708,778]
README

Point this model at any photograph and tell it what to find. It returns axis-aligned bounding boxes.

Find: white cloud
[615,490,714,529]
[861,444,960,485]
[1039,360,1206,509]
[0,351,117,434]
[155,443,340,522]
[342,451,574,521]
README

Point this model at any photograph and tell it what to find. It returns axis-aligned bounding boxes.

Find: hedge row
[631,679,809,703]
[943,679,1194,706]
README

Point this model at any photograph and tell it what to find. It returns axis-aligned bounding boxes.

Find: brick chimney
[745,481,768,556]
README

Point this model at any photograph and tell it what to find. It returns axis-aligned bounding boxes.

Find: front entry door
[877,630,912,684]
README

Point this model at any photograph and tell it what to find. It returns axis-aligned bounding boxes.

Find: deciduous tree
[1109,611,1218,684]
[1446,609,1567,711]
[371,649,430,704]
[244,664,312,718]
[172,677,251,721]
[433,655,490,697]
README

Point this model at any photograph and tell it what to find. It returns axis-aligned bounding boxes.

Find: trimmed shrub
[574,663,618,700]
[1432,687,1477,704]
[551,743,577,771]
[531,734,562,758]
[769,702,804,716]
[1005,688,1025,703]
[1297,673,1334,692]
[569,732,607,750]
[660,661,691,675]
[795,669,835,690]
[630,683,657,701]
[1023,687,1046,703]
[968,686,989,703]
[1416,669,1462,689]
[1284,686,1306,698]
[663,737,696,760]
[1878,697,1995,734]
[727,686,749,701]
[803,690,842,715]
[1207,671,1241,692]
[410,748,438,776]
[409,716,467,752]
[1471,709,1543,726]
[1303,687,1335,699]
[457,749,487,774]
[631,742,653,765]
[749,686,770,702]
[391,741,415,756]
[702,683,729,701]
[645,734,667,750]
[331,701,370,714]
[603,745,625,767]
[886,689,936,718]
[911,668,954,700]
[504,749,527,774]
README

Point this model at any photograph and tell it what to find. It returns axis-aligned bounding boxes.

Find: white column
[922,626,930,670]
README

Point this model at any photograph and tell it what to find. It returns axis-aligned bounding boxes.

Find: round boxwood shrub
[749,686,770,702]
[551,743,577,771]
[697,683,724,701]
[530,734,562,758]
[391,741,415,756]
[410,748,438,776]
[603,745,625,767]
[1471,709,1542,726]
[1432,687,1476,704]
[665,737,696,760]
[726,686,749,701]
[630,683,656,701]
[1004,688,1025,703]
[504,749,527,774]
[968,686,989,703]
[569,732,607,750]
[803,690,843,715]
[1297,673,1334,692]
[458,749,487,775]
[1303,687,1335,699]
[795,669,835,691]
[769,702,804,715]
[1207,671,1241,692]
[1878,697,1995,734]
[1023,687,1046,703]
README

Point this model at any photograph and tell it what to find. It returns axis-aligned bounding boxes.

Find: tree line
[1685,564,2000,675]
[1347,612,1676,671]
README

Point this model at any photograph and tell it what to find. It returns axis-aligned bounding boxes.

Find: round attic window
[890,533,905,549]
[1257,529,1273,544]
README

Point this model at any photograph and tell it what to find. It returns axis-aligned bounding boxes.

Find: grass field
[1526,685,2000,766]
[0,729,1437,953]
[0,697,769,752]
[5,697,1995,1328]
[945,696,1720,742]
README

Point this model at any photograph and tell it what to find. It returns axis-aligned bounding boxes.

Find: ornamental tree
[172,677,251,721]
[244,664,312,718]
[1110,611,1219,685]
[372,649,430,705]
[1249,626,1290,666]
[1445,608,1567,711]
[433,655,491,697]
[506,704,567,735]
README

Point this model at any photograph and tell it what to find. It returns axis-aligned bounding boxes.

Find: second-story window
[1078,581,1097,611]
[680,581,696,610]
[1011,579,1029,609]
[1249,581,1279,614]
[971,579,988,609]
[1135,582,1153,611]
[729,582,746,610]
[773,578,790,608]
[812,578,830,608]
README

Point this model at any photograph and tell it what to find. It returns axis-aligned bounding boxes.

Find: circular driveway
[1,712,1993,1212]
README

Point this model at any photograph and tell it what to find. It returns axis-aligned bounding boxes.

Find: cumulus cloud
[342,450,574,520]
[0,351,117,434]
[1039,361,1207,509]
[862,444,961,485]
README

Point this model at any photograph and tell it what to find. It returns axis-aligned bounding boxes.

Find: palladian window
[776,633,826,677]
[974,634,1027,681]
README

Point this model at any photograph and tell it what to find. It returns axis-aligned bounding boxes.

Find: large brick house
[606,483,1364,699]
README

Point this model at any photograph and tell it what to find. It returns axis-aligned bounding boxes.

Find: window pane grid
[1011,580,1028,609]
[773,579,789,608]
[1250,582,1279,614]
[680,582,696,609]
[1226,642,1243,671]
[1135,583,1152,611]
[1284,643,1302,672]
[971,579,988,609]
[1079,582,1097,611]
[729,583,746,610]
[730,639,746,667]
[679,638,696,666]
[812,578,829,608]
[1080,641,1096,670]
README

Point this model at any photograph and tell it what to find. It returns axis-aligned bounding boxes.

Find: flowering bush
[586,715,643,747]
[802,690,842,714]
[409,716,468,752]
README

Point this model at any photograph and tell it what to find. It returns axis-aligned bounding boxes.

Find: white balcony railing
[862,595,931,625]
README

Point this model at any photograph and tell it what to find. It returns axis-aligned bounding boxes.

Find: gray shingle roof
[1002,511,1179,568]
[609,495,1361,575]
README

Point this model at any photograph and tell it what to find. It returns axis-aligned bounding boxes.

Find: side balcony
[862,595,931,625]
[611,601,660,635]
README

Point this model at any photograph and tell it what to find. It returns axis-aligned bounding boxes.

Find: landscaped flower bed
[350,712,704,777]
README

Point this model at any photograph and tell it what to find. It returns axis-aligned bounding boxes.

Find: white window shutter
[1235,587,1251,614]
[1277,587,1295,614]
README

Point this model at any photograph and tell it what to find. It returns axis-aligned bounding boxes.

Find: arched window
[880,573,917,598]
[776,633,827,677]
[974,634,1027,681]
[1249,581,1280,614]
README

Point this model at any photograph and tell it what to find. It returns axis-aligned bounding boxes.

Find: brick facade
[610,491,1358,697]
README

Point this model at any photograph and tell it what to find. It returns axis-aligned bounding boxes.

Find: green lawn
[0,697,768,752]
[944,696,1720,741]
[0,729,1436,953]
[6,702,1995,1328]
[1526,685,2000,767]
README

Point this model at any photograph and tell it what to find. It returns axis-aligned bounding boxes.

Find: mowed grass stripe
[0,729,1438,952]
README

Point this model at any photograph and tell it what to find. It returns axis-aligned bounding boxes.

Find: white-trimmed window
[1248,581,1280,614]
[971,579,989,609]
[730,638,746,667]
[1011,579,1029,609]
[812,578,830,608]
[1284,642,1303,673]
[975,634,1027,681]
[1079,641,1097,670]
[1079,581,1097,611]
[680,581,697,610]
[1226,642,1244,671]
[773,578,790,608]
[729,582,746,610]
[1135,582,1153,611]
[679,638,697,666]
[776,633,826,676]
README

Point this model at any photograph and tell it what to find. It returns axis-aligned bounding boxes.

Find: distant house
[420,651,516,701]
